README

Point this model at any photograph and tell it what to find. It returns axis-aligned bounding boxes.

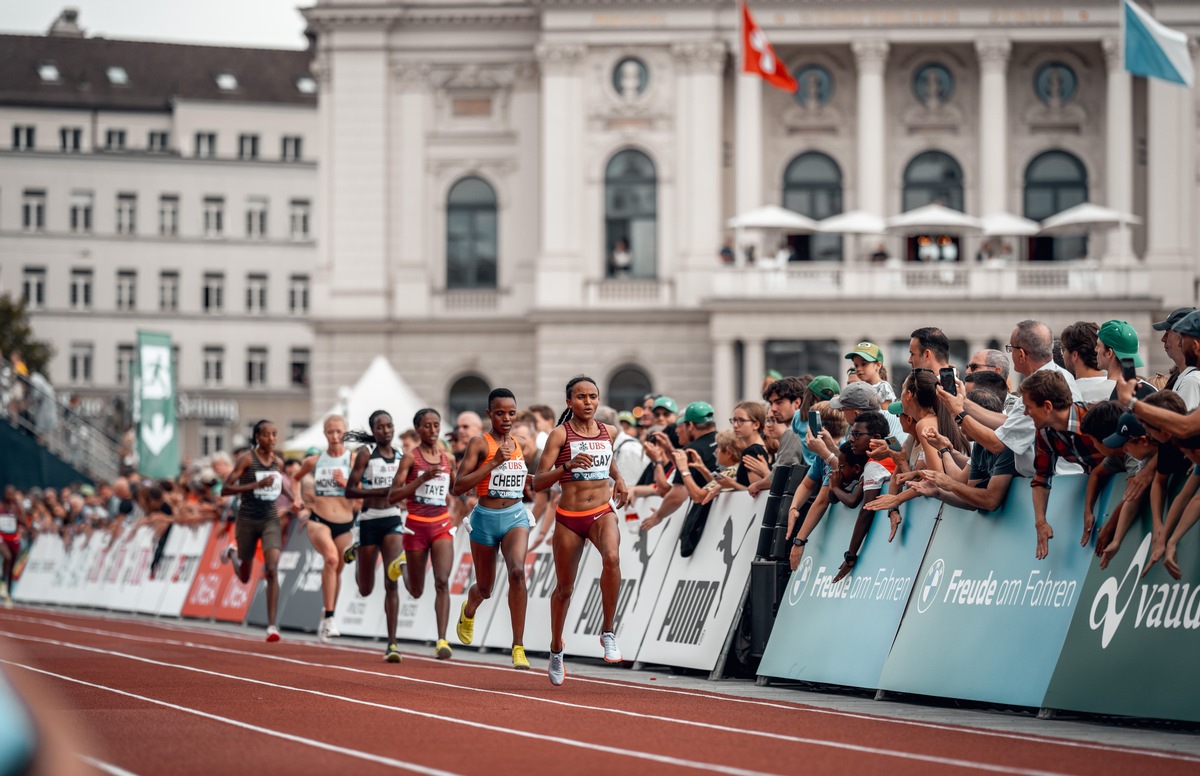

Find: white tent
[281,355,428,453]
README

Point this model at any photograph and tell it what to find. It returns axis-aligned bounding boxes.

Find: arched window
[604,149,657,278]
[1024,151,1088,262]
[782,152,843,261]
[446,374,490,419]
[607,366,652,414]
[902,151,964,212]
[446,177,497,289]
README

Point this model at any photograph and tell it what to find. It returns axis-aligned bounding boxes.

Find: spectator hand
[1035,520,1054,560]
[1164,543,1182,580]
[1098,538,1121,570]
[920,470,952,490]
[910,478,939,498]
[1123,465,1153,503]
[887,507,902,542]
[936,382,966,416]
[742,454,769,480]
[1114,373,1139,409]
[641,512,664,532]
[789,544,804,571]
[1081,510,1096,547]
[866,493,899,511]
[804,430,830,461]
[1143,535,1167,578]
[832,557,854,584]
[920,426,951,452]
[1094,516,1117,558]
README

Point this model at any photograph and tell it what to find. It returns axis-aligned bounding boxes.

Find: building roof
[0,33,316,111]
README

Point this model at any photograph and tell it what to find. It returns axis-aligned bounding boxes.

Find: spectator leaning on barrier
[790,375,840,469]
[1022,370,1107,560]
[1151,306,1195,390]
[641,401,717,531]
[1130,390,1200,579]
[1096,320,1157,403]
[784,401,848,570]
[831,411,892,583]
[1060,321,1114,402]
[908,326,951,372]
[759,376,808,482]
[830,380,907,458]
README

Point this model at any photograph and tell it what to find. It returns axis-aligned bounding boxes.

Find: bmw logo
[917,558,945,614]
[788,556,814,606]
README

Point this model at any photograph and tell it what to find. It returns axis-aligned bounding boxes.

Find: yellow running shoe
[384,643,402,663]
[511,645,531,670]
[456,600,474,645]
[436,639,453,660]
[386,552,406,582]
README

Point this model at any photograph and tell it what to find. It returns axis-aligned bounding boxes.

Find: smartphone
[807,410,822,436]
[1119,357,1137,382]
[939,367,958,396]
[885,435,902,452]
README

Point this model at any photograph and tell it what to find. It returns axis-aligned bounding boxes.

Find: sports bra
[555,421,613,484]
[407,447,452,516]
[475,433,528,500]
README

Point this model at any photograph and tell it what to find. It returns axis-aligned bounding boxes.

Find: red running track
[0,608,1197,776]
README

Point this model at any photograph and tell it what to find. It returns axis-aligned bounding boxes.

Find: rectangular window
[59,126,81,152]
[148,131,169,152]
[245,197,268,239]
[282,136,302,161]
[12,125,35,150]
[246,347,268,388]
[290,347,310,387]
[22,190,45,232]
[238,134,259,160]
[203,197,224,237]
[203,272,224,312]
[288,274,310,314]
[159,270,179,312]
[70,342,94,384]
[116,269,137,311]
[194,132,216,158]
[203,346,224,387]
[70,268,93,311]
[70,190,93,233]
[289,199,311,240]
[201,422,225,456]
[246,273,268,314]
[116,193,137,235]
[116,344,135,386]
[22,267,46,309]
[105,129,126,150]
[159,194,179,236]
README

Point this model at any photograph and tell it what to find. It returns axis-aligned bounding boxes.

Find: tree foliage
[0,294,54,375]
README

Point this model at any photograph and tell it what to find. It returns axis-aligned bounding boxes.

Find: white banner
[57,532,107,608]
[157,523,212,617]
[13,534,64,604]
[333,554,387,638]
[479,536,553,652]
[109,527,157,612]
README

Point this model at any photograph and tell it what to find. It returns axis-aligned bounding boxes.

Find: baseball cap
[681,401,715,424]
[886,401,904,415]
[1152,306,1196,332]
[845,342,884,363]
[1172,310,1200,339]
[1103,412,1148,449]
[617,411,636,426]
[1098,320,1144,368]
[806,375,841,401]
[829,381,882,411]
[305,446,321,457]
[652,396,678,414]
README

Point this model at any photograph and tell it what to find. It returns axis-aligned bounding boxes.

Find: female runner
[343,410,407,663]
[221,419,294,642]
[451,388,533,669]
[292,415,356,642]
[534,376,630,685]
[385,408,458,659]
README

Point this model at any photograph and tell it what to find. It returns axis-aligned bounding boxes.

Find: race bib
[0,515,17,534]
[253,470,282,501]
[414,473,450,506]
[568,439,612,481]
[487,459,528,499]
[367,458,399,490]
[314,465,349,497]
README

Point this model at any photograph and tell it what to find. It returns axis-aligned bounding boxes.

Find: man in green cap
[1095,320,1156,403]
[641,401,718,531]
[651,396,678,426]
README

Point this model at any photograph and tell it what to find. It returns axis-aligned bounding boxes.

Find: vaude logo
[1089,533,1200,649]
[917,559,944,613]
[788,556,814,606]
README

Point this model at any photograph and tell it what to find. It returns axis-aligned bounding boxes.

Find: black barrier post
[771,465,810,560]
[755,465,792,560]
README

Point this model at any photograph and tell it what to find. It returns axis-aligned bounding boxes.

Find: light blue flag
[1124,0,1194,87]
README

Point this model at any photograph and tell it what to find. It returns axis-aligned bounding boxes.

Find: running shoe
[386,551,406,582]
[265,625,281,643]
[317,616,334,644]
[325,621,340,638]
[221,545,238,565]
[435,639,453,660]
[456,601,474,645]
[600,631,622,663]
[342,542,358,564]
[0,582,11,609]
[548,650,565,686]
[384,643,402,663]
[511,645,530,671]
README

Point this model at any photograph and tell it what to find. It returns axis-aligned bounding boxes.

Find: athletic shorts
[555,504,615,539]
[359,513,405,547]
[466,502,531,548]
[234,517,282,561]
[309,512,354,540]
[403,514,454,553]
[1,534,19,558]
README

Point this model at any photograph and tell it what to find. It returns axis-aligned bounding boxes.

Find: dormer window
[107,66,129,85]
[215,72,238,91]
[38,63,60,82]
[296,76,317,94]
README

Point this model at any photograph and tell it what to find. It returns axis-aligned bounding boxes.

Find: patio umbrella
[725,204,820,232]
[1037,202,1141,235]
[981,212,1041,237]
[885,204,983,235]
[815,210,886,235]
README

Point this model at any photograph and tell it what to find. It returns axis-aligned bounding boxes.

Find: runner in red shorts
[0,490,24,608]
[386,408,458,659]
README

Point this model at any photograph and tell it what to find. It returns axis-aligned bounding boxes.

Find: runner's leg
[429,538,454,641]
[356,544,379,597]
[306,521,339,614]
[499,526,530,646]
[381,533,405,643]
[465,540,497,619]
[402,548,428,599]
[588,514,622,634]
[263,546,282,627]
[549,525,586,653]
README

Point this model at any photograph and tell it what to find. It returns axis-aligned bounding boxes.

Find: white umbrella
[815,210,886,235]
[725,205,819,232]
[981,212,1041,237]
[1037,202,1142,235]
[885,203,983,235]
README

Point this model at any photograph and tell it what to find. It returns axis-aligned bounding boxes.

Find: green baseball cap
[806,375,841,401]
[845,341,884,363]
[306,447,322,457]
[617,411,636,426]
[1098,320,1144,368]
[652,396,678,414]
[681,401,715,424]
[886,401,904,415]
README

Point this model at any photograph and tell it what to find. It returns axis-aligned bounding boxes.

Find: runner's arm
[533,427,569,492]
[343,447,382,499]
[452,437,498,495]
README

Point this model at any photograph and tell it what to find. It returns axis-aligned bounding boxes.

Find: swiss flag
[741,1,797,93]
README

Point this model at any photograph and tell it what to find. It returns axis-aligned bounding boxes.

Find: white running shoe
[325,620,340,638]
[600,631,622,663]
[548,650,565,686]
[317,617,333,643]
[0,582,11,609]
[265,625,281,643]
[221,545,238,565]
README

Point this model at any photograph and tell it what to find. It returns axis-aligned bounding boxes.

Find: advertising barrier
[13,533,63,604]
[276,528,330,633]
[59,532,108,608]
[247,525,317,629]
[156,523,212,617]
[133,526,178,615]
[332,555,386,639]
[636,491,760,672]
[758,494,939,688]
[181,522,261,623]
[479,531,553,652]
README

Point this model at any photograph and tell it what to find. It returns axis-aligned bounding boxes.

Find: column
[741,337,765,406]
[712,337,736,425]
[975,38,1011,217]
[1102,37,1134,263]
[735,67,762,266]
[392,62,429,316]
[852,40,889,219]
[674,41,726,269]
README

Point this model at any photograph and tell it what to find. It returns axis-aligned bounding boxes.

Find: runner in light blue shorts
[467,501,531,548]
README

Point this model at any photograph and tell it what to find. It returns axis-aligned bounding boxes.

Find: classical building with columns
[304,0,1200,419]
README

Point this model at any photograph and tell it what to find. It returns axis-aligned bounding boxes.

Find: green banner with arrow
[133,330,179,480]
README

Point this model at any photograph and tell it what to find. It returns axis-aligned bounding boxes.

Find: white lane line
[4,660,460,776]
[5,633,781,776]
[77,754,140,776]
[9,609,1199,766]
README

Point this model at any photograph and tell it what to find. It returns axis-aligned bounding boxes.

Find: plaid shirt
[1032,403,1106,490]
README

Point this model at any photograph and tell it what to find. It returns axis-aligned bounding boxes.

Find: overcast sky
[3,1,310,49]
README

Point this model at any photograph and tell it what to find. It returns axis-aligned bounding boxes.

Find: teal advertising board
[878,475,1093,707]
[133,331,179,479]
[758,494,939,688]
